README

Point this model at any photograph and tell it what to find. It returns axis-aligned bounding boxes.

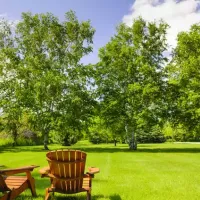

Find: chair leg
[87,191,91,200]
[45,188,51,200]
[29,177,37,197]
[1,192,11,200]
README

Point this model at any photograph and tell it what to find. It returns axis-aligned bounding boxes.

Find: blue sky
[0,0,134,64]
[1,0,200,63]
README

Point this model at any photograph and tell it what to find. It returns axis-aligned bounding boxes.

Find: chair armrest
[0,165,39,176]
[86,167,100,176]
[39,166,50,178]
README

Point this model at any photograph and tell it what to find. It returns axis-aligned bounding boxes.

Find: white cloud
[123,0,200,49]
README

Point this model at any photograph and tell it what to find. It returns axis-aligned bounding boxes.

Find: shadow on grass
[16,194,104,200]
[109,194,122,200]
[15,194,44,199]
[0,165,8,169]
[1,146,200,154]
[53,194,104,200]
[0,146,70,153]
[13,192,121,200]
[0,146,48,153]
[70,147,200,153]
[19,193,122,200]
[46,194,122,200]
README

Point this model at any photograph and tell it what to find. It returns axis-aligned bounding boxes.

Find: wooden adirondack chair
[0,165,38,200]
[39,150,99,200]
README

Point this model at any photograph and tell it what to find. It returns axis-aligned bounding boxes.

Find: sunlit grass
[0,141,200,199]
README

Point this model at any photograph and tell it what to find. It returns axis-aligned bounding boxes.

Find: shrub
[137,126,166,143]
[51,130,81,146]
[88,131,112,144]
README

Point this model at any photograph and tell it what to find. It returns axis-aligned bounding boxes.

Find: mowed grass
[0,141,200,199]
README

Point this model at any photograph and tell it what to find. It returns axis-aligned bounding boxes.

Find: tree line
[0,11,199,150]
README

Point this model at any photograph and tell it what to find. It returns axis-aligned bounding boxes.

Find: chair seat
[5,176,27,189]
[50,177,91,194]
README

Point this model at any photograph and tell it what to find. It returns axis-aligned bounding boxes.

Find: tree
[167,24,200,139]
[0,18,23,145]
[88,116,111,144]
[0,11,95,149]
[95,18,168,149]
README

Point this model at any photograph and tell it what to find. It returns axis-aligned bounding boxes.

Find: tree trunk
[12,123,18,147]
[114,139,117,146]
[125,124,137,150]
[129,139,137,150]
[44,133,49,150]
[129,131,137,150]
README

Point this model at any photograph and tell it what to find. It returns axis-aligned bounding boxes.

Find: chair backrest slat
[76,151,81,190]
[65,150,70,191]
[70,151,75,191]
[57,150,65,191]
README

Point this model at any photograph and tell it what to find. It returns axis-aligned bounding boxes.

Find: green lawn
[0,141,200,200]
